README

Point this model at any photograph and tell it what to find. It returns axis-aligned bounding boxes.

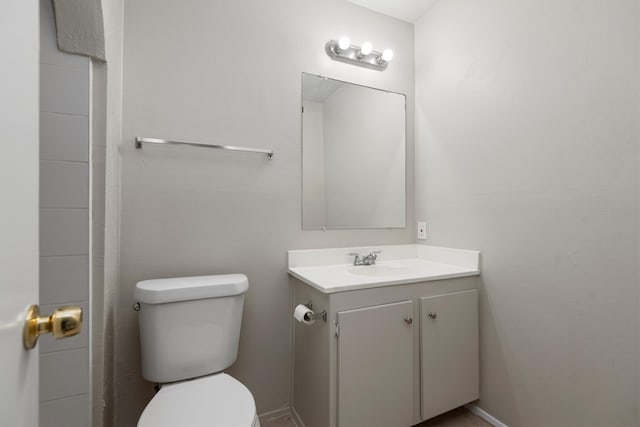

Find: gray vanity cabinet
[337,300,414,427]
[291,276,479,427]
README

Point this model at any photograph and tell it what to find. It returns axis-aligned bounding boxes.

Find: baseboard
[258,406,292,424]
[290,406,306,427]
[465,404,508,427]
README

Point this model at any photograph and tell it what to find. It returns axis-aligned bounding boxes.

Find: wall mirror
[301,73,406,229]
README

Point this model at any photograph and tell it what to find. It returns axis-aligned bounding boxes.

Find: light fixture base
[325,40,389,71]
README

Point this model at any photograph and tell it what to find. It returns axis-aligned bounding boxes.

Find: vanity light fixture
[358,42,373,58]
[337,36,351,52]
[380,48,394,63]
[325,37,393,71]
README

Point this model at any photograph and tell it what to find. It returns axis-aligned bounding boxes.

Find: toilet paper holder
[305,302,327,322]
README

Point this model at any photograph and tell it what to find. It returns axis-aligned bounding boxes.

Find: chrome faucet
[348,251,382,266]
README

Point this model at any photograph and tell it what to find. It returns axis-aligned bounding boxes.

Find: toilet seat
[138,373,259,427]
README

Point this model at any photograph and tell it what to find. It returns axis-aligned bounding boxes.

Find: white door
[0,0,40,425]
[337,300,414,427]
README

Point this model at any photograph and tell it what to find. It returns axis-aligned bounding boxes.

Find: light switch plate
[417,222,426,240]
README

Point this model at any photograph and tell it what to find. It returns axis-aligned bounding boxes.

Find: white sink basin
[348,264,412,277]
[287,245,480,294]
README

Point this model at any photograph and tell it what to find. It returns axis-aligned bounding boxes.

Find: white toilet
[134,274,260,427]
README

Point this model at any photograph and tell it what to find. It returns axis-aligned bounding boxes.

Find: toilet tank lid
[135,274,248,304]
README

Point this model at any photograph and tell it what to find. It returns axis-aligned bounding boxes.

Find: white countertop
[288,244,480,294]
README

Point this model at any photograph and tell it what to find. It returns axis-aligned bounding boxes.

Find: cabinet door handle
[427,312,437,320]
[404,317,413,325]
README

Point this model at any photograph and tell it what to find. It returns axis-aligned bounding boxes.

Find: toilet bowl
[138,374,259,427]
[134,274,259,427]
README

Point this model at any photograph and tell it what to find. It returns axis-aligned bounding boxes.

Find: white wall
[415,1,640,425]
[323,84,405,228]
[117,0,414,424]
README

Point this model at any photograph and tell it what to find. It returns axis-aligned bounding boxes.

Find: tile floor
[416,407,494,427]
[261,414,297,427]
[261,407,494,427]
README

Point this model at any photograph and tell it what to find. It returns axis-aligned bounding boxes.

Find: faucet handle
[368,251,381,264]
[347,252,361,266]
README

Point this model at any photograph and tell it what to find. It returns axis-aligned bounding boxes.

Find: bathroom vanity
[288,245,480,427]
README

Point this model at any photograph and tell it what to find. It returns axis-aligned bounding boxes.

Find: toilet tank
[135,274,249,384]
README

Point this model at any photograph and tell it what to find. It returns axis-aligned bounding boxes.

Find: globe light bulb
[381,49,394,62]
[360,42,373,56]
[338,36,351,51]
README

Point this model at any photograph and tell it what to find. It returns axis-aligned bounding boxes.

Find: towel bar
[135,137,274,159]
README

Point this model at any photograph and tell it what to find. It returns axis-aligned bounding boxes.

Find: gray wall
[116,0,414,425]
[91,51,108,427]
[96,0,125,425]
[415,1,640,425]
[39,0,91,424]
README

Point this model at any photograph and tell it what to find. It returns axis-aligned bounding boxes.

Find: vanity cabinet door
[420,289,479,420]
[337,300,414,427]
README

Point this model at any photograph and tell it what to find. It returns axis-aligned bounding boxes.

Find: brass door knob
[23,304,82,350]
